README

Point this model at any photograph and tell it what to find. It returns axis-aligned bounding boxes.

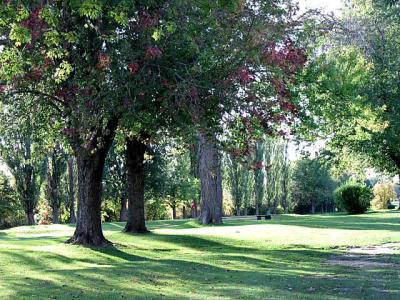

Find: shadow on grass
[2,235,400,300]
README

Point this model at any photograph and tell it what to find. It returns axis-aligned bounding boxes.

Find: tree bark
[68,157,76,224]
[27,211,35,225]
[124,137,148,233]
[254,140,265,216]
[22,164,36,226]
[119,196,128,222]
[236,207,240,216]
[66,118,117,247]
[52,207,59,224]
[172,205,177,219]
[182,206,186,219]
[197,132,223,225]
[66,150,110,246]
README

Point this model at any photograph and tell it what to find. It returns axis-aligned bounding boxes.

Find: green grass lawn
[1,211,400,299]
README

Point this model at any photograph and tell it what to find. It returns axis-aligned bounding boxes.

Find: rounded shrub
[334,182,372,214]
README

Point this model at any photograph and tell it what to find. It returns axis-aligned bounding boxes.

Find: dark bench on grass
[256,215,271,220]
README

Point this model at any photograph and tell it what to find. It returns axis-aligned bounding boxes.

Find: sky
[299,0,344,14]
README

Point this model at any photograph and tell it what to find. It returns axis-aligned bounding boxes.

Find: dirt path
[325,243,400,268]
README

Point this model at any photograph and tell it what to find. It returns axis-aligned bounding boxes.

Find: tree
[0,1,184,245]
[297,1,400,184]
[124,136,148,233]
[0,171,23,229]
[0,0,309,242]
[371,182,397,210]
[264,138,290,213]
[224,154,253,216]
[289,157,336,214]
[46,143,67,224]
[253,140,266,215]
[67,156,76,223]
[0,99,45,225]
[103,141,127,222]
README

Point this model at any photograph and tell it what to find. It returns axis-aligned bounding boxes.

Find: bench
[256,215,271,220]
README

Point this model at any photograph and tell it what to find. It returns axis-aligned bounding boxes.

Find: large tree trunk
[68,157,76,224]
[124,138,148,233]
[52,207,59,224]
[66,119,117,247]
[119,196,128,222]
[197,132,223,225]
[66,150,110,246]
[27,211,35,225]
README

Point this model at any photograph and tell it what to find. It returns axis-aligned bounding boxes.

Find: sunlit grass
[1,211,400,299]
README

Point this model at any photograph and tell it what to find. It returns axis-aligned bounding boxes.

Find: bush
[274,205,285,215]
[145,198,170,220]
[334,182,372,214]
[371,182,397,210]
[0,173,25,229]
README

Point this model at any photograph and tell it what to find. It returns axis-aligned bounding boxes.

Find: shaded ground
[326,243,400,268]
[1,211,400,299]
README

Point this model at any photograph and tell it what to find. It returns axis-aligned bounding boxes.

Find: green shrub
[145,198,170,220]
[0,173,25,229]
[274,205,285,215]
[334,182,372,214]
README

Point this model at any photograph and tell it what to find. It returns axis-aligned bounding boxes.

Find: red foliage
[263,42,306,74]
[145,46,163,59]
[138,11,159,29]
[236,66,255,86]
[254,161,264,170]
[279,101,296,112]
[55,85,79,101]
[128,62,140,75]
[189,87,198,99]
[271,78,290,98]
[43,57,54,69]
[96,54,111,70]
[21,7,46,46]
[161,79,169,87]
[25,68,42,81]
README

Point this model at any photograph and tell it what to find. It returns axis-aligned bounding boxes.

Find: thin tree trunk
[197,132,223,225]
[124,138,148,233]
[311,200,315,214]
[398,173,400,210]
[236,208,240,216]
[182,206,186,219]
[172,205,177,219]
[68,157,76,224]
[119,196,128,222]
[22,166,36,226]
[254,140,265,216]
